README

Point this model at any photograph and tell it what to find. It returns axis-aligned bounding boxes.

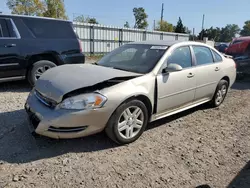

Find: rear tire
[27,60,57,86]
[105,99,148,145]
[210,79,229,107]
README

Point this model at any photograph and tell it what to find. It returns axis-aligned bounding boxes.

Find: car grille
[34,90,57,108]
[25,104,40,130]
[48,126,88,133]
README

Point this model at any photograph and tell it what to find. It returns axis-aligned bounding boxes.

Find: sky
[1,0,250,34]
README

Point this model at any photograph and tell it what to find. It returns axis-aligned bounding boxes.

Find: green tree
[240,20,250,36]
[156,20,174,32]
[73,15,98,24]
[133,7,148,29]
[220,24,240,42]
[124,21,130,28]
[73,15,86,23]
[198,27,221,41]
[174,17,186,33]
[7,0,45,16]
[88,18,98,24]
[43,0,67,20]
[198,29,207,40]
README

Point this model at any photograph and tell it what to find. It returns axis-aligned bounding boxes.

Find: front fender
[100,74,156,115]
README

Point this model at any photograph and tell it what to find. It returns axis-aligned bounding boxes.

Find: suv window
[22,18,76,39]
[167,46,192,68]
[193,46,214,65]
[0,18,10,38]
[212,50,223,62]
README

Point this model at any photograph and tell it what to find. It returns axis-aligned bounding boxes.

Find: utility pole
[153,20,156,30]
[160,3,164,30]
[161,3,164,22]
[193,28,195,41]
[201,14,205,40]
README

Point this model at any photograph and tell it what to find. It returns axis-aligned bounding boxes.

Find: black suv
[0,14,85,86]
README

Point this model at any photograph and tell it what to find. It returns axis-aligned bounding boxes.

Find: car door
[192,45,223,102]
[0,17,23,79]
[156,46,196,115]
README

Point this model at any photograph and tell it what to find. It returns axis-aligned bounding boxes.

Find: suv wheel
[27,60,57,86]
[105,99,148,145]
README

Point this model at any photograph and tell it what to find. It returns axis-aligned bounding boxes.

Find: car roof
[129,40,180,46]
[128,40,210,47]
[233,36,250,41]
[0,13,71,22]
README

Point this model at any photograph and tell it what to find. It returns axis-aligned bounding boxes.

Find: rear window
[22,18,76,39]
[211,50,223,62]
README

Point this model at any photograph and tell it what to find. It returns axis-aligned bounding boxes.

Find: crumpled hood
[35,64,141,103]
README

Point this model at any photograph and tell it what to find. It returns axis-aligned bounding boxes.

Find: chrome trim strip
[158,81,217,100]
[159,87,196,99]
[34,91,50,107]
[0,63,19,67]
[196,81,217,89]
[0,76,25,82]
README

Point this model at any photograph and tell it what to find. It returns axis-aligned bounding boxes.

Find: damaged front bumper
[25,91,113,139]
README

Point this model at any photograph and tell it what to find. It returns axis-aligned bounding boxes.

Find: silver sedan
[25,41,236,144]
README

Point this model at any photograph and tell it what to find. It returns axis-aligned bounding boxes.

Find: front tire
[27,60,57,86]
[105,99,148,145]
[210,79,229,107]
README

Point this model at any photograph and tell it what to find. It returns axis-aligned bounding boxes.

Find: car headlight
[60,93,107,110]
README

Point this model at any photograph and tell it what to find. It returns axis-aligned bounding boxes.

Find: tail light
[78,39,82,53]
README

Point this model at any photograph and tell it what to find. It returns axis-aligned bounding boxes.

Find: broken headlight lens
[60,93,107,110]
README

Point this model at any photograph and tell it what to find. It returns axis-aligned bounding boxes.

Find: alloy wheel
[117,106,144,139]
[215,84,227,105]
[35,65,52,80]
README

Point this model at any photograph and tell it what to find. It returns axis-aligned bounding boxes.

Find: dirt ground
[0,81,249,188]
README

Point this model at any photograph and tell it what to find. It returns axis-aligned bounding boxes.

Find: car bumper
[24,91,113,139]
[59,53,85,64]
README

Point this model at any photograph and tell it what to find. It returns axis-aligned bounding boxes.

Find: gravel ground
[0,80,249,188]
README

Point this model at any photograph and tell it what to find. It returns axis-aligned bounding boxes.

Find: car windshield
[96,44,168,74]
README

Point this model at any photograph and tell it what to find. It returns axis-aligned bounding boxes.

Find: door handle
[187,72,195,78]
[4,44,16,48]
[215,67,220,71]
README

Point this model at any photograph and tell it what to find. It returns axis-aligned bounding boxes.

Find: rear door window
[193,46,214,66]
[0,18,10,38]
[22,18,76,39]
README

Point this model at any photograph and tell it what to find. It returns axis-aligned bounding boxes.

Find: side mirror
[162,63,183,74]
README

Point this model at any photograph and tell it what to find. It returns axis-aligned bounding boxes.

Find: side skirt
[150,98,211,122]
